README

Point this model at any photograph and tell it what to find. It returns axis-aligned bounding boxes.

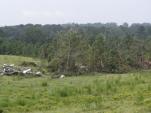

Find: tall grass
[0,72,151,113]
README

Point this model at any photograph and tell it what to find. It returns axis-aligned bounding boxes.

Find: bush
[41,81,48,87]
[20,61,37,67]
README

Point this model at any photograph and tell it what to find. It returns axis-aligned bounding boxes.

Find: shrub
[20,61,37,67]
[41,81,48,87]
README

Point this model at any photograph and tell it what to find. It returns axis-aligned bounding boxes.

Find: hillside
[0,55,41,66]
[0,72,151,113]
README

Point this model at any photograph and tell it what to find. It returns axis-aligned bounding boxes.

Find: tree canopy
[1,23,151,74]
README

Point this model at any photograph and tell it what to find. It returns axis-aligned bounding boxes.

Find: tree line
[0,23,151,74]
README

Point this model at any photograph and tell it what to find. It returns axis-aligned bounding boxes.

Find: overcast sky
[0,0,151,26]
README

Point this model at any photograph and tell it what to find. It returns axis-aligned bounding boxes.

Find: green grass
[0,55,151,113]
[0,72,151,113]
[0,55,41,66]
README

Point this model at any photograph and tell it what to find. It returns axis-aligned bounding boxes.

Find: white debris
[10,64,14,67]
[3,64,8,68]
[0,64,42,76]
[36,71,41,75]
[23,68,31,74]
[60,75,65,79]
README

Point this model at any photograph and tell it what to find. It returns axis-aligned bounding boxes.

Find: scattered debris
[22,68,32,74]
[35,71,42,76]
[52,74,65,79]
[2,64,18,75]
[0,64,42,77]
[60,75,65,79]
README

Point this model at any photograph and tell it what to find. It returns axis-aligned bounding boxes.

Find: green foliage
[48,57,60,72]
[1,23,151,73]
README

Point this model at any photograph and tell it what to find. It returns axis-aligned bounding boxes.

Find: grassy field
[0,55,151,113]
[0,55,41,66]
[0,72,151,113]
